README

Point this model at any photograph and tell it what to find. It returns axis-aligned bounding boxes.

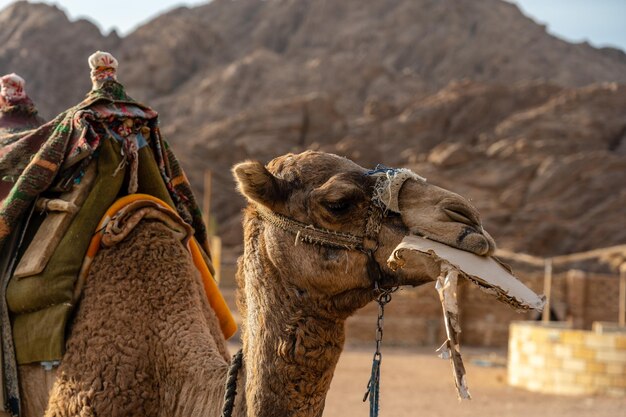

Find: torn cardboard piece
[387,235,545,400]
[387,235,545,312]
[435,266,470,399]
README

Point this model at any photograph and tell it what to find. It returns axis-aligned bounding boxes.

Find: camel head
[234,150,496,316]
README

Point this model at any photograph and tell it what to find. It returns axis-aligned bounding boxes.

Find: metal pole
[542,258,553,323]
[618,262,626,327]
[203,170,213,237]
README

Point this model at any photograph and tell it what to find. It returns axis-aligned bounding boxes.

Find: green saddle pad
[8,137,175,364]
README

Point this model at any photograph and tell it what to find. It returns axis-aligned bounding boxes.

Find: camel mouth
[442,206,481,228]
[439,201,496,256]
[376,269,408,289]
[456,229,496,256]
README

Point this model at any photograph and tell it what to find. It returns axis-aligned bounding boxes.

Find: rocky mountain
[1,0,624,257]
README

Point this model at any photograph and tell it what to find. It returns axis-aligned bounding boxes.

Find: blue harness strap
[363,352,382,417]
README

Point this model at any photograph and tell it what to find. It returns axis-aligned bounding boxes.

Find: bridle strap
[256,205,367,251]
[362,198,384,253]
[254,170,398,254]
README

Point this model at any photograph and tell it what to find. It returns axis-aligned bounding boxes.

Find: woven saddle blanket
[0,79,218,415]
[0,80,210,258]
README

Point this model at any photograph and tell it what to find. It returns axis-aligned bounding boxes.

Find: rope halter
[255,166,426,254]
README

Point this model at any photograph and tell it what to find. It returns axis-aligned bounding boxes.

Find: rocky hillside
[1,0,624,257]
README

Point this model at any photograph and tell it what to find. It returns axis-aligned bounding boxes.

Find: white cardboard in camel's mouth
[387,235,545,400]
[387,235,545,312]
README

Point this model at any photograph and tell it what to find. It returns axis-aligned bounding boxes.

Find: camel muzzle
[393,176,497,256]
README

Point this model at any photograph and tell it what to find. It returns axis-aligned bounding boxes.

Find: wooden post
[211,235,222,285]
[565,269,586,329]
[542,258,553,323]
[203,170,222,284]
[618,262,626,326]
[203,170,213,236]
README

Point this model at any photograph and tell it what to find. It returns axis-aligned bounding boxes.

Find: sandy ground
[321,346,626,417]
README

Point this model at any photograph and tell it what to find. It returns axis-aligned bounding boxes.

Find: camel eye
[324,199,352,215]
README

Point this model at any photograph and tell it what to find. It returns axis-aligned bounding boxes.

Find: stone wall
[345,285,446,347]
[508,322,626,396]
[344,271,620,348]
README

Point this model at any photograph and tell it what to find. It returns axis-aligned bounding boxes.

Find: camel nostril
[443,206,481,229]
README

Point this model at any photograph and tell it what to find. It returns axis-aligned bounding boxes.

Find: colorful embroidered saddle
[0,52,235,416]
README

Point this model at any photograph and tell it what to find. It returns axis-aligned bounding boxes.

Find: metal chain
[363,284,397,417]
[373,289,392,360]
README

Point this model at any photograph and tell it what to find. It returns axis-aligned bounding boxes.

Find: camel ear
[233,161,288,208]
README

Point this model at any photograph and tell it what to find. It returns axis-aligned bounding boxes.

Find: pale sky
[510,0,626,51]
[0,0,624,51]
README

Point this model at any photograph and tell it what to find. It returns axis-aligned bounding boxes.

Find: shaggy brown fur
[43,221,236,417]
[23,150,494,417]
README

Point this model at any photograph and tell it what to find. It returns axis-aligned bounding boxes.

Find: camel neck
[238,219,346,417]
[241,285,345,417]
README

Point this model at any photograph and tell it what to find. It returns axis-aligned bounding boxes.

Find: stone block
[551,384,593,396]
[562,358,586,372]
[520,342,537,355]
[575,373,594,386]
[551,370,576,384]
[528,354,546,368]
[561,330,585,345]
[538,342,555,355]
[585,334,615,349]
[593,374,613,387]
[572,346,595,360]
[612,375,626,388]
[553,344,573,357]
[586,361,607,374]
[545,357,562,369]
[510,324,532,339]
[596,350,626,364]
[606,363,625,375]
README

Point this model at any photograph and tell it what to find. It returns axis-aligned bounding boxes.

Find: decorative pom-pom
[88,51,118,87]
[88,51,118,71]
[0,73,27,103]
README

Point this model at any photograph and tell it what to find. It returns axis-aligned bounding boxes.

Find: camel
[26,149,499,417]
